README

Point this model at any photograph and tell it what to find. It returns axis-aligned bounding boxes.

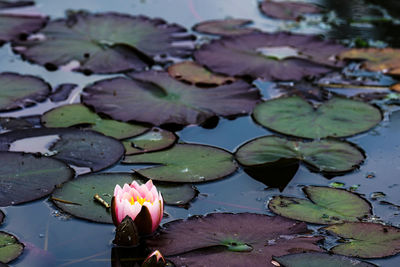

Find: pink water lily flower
[111,180,163,235]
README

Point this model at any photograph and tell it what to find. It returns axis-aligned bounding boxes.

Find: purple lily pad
[0,1,33,9]
[194,32,347,81]
[82,71,260,126]
[12,12,194,74]
[49,83,78,102]
[147,213,323,266]
[192,18,257,36]
[259,1,322,21]
[0,14,46,46]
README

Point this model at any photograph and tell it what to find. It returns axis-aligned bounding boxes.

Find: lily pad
[82,71,260,126]
[167,61,236,86]
[192,18,257,36]
[194,32,346,81]
[0,117,33,132]
[12,12,193,74]
[123,144,238,183]
[51,173,198,223]
[272,252,377,267]
[0,231,24,263]
[41,104,148,140]
[49,83,77,102]
[0,210,3,225]
[0,72,51,112]
[235,136,365,174]
[0,14,46,46]
[0,151,74,206]
[324,222,400,258]
[0,128,124,172]
[147,213,323,266]
[259,1,322,21]
[252,96,382,139]
[268,186,372,224]
[0,1,33,9]
[123,128,177,155]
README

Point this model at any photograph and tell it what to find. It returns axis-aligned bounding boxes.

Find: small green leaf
[0,231,24,263]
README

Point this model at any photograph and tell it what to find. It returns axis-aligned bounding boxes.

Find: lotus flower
[112,180,163,235]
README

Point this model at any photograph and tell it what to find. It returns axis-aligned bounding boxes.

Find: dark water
[1,0,400,266]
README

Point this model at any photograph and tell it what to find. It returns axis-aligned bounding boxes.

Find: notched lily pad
[268,186,372,224]
[123,128,177,155]
[51,173,198,223]
[194,32,346,81]
[41,104,148,140]
[235,136,365,175]
[192,18,257,36]
[167,61,235,86]
[82,71,260,126]
[123,143,238,183]
[259,1,322,21]
[147,213,323,267]
[252,96,382,139]
[324,222,400,258]
[12,12,194,74]
[272,252,377,267]
[0,72,51,112]
[0,151,74,206]
[0,231,24,264]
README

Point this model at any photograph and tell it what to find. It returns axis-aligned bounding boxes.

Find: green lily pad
[123,128,177,155]
[235,136,365,174]
[272,252,377,267]
[0,14,46,46]
[192,18,257,36]
[147,213,323,266]
[0,210,3,225]
[324,222,400,258]
[0,151,74,206]
[123,144,238,183]
[0,231,24,264]
[41,104,148,140]
[0,72,51,112]
[268,186,372,224]
[252,96,382,139]
[51,173,198,223]
[12,12,193,74]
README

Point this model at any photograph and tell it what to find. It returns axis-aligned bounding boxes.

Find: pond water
[1,0,400,266]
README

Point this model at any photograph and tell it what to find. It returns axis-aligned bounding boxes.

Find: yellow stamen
[130,196,150,205]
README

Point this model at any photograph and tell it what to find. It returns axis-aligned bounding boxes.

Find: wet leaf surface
[192,18,257,36]
[0,151,74,206]
[235,136,365,174]
[52,173,198,223]
[0,72,51,112]
[0,128,124,172]
[167,61,235,86]
[0,1,33,9]
[324,222,400,258]
[41,104,149,140]
[194,32,346,81]
[49,83,77,102]
[268,186,372,224]
[252,96,382,139]
[273,252,377,267]
[259,1,322,21]
[0,231,24,264]
[122,128,177,155]
[147,213,323,267]
[12,12,193,74]
[123,144,238,183]
[83,71,260,126]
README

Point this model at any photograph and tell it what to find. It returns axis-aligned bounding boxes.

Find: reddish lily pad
[0,1,33,9]
[82,71,260,126]
[167,61,236,86]
[0,231,24,264]
[0,72,51,112]
[252,96,382,139]
[123,128,177,155]
[0,151,74,206]
[41,104,148,140]
[194,32,347,81]
[52,173,198,223]
[0,14,46,46]
[12,12,193,74]
[147,213,323,266]
[324,222,400,258]
[268,186,372,224]
[123,144,238,183]
[259,1,322,21]
[192,18,257,36]
[0,128,124,172]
